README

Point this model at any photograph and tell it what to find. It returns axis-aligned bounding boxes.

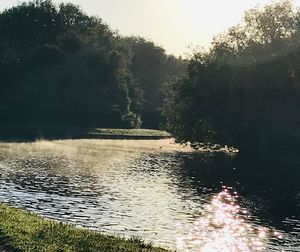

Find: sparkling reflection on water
[177,188,285,251]
[0,140,299,251]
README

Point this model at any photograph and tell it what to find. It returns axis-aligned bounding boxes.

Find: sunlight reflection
[177,187,282,252]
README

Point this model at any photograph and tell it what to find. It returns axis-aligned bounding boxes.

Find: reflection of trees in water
[165,152,237,195]
[138,152,299,250]
[236,155,300,229]
[165,151,300,231]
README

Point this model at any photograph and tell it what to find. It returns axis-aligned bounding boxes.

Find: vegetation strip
[0,126,171,141]
[0,204,168,252]
[88,129,171,139]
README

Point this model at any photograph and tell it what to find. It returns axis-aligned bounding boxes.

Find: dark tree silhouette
[0,0,185,134]
[164,0,300,156]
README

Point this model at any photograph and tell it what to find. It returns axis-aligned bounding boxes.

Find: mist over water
[0,140,299,251]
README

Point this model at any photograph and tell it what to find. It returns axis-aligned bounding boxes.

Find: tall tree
[124,37,186,128]
[164,0,300,155]
[0,0,143,128]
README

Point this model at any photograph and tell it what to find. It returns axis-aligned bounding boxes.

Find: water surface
[0,139,299,251]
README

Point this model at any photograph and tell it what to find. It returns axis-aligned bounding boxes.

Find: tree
[0,0,143,129]
[164,0,300,155]
[124,37,186,128]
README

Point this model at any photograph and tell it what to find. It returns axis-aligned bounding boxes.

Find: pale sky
[1,0,300,56]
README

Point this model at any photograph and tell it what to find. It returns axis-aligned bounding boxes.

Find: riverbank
[0,125,171,141]
[0,204,168,252]
[87,128,171,140]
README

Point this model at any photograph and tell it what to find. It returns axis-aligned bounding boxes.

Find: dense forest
[2,0,300,156]
[0,0,185,130]
[164,0,300,156]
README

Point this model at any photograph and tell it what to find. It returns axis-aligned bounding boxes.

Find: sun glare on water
[176,187,283,252]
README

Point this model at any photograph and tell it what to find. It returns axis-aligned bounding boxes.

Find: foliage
[164,0,300,153]
[123,37,187,129]
[91,128,170,137]
[0,0,185,131]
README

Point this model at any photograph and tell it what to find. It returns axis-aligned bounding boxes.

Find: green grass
[0,204,169,252]
[0,125,171,141]
[90,128,170,137]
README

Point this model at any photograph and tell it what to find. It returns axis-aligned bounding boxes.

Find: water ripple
[0,140,299,251]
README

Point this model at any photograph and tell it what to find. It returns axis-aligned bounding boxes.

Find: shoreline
[0,126,171,142]
[0,136,180,252]
[0,203,169,252]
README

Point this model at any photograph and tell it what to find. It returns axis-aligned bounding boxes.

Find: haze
[1,0,300,56]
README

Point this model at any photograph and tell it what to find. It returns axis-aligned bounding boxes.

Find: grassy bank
[88,129,170,138]
[0,204,168,252]
[0,125,171,141]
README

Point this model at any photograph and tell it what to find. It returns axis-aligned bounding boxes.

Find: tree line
[164,0,300,155]
[0,0,185,130]
[2,0,299,156]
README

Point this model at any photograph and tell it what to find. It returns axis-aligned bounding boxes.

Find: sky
[1,0,300,56]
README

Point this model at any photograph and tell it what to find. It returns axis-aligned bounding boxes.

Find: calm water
[0,139,299,251]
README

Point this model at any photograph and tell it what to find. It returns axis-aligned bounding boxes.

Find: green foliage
[90,128,170,137]
[210,0,298,64]
[123,37,187,129]
[0,0,137,128]
[0,204,168,252]
[0,0,183,128]
[0,0,185,131]
[164,0,300,153]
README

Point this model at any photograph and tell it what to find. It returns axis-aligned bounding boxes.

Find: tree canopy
[164,0,300,154]
[0,0,185,130]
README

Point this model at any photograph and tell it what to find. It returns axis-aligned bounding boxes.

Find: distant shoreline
[0,125,171,142]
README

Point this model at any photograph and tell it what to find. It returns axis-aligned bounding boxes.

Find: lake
[0,139,299,251]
